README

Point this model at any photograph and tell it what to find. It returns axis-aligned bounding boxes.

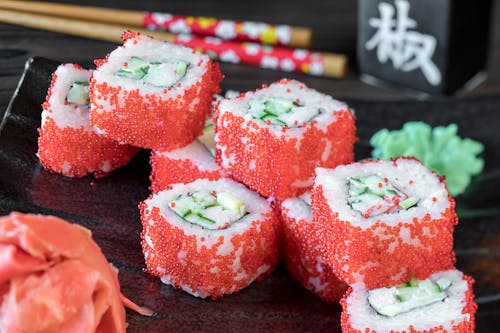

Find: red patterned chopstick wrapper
[143,12,296,47]
[173,34,330,76]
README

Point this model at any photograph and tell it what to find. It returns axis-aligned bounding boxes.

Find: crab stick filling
[347,175,419,218]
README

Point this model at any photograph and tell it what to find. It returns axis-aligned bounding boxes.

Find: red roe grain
[280,202,347,302]
[38,118,139,178]
[149,150,223,192]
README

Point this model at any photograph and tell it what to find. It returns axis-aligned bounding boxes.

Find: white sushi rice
[315,159,451,229]
[92,34,210,103]
[41,64,91,129]
[216,79,351,139]
[345,270,470,332]
[144,178,271,254]
[155,140,218,172]
[281,192,312,222]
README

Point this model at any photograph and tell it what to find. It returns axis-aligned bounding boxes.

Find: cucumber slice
[264,98,294,115]
[116,57,188,87]
[143,62,178,87]
[347,177,368,195]
[418,279,441,294]
[170,191,247,228]
[262,115,287,126]
[116,68,147,80]
[248,98,307,127]
[409,277,420,287]
[347,174,416,217]
[116,56,149,79]
[396,286,418,302]
[74,80,89,86]
[128,57,150,70]
[217,192,246,215]
[377,304,401,317]
[192,191,217,207]
[66,81,90,105]
[399,196,419,210]
[176,61,188,75]
[370,277,451,317]
[170,195,193,217]
[248,100,268,119]
[184,213,216,225]
[436,278,451,291]
[198,120,216,156]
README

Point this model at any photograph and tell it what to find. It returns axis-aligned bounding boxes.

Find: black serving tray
[0,57,499,332]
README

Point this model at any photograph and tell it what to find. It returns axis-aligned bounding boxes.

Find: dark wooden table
[1,1,500,332]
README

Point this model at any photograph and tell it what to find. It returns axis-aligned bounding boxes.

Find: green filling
[66,81,90,105]
[248,98,318,127]
[347,175,417,217]
[169,191,246,228]
[369,277,452,317]
[116,57,189,87]
[197,118,216,156]
[370,122,484,196]
[399,196,419,210]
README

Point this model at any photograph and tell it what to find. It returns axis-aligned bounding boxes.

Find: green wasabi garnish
[370,122,484,196]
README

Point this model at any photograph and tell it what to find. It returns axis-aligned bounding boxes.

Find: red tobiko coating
[139,198,280,299]
[280,203,348,302]
[215,86,356,200]
[37,117,139,179]
[149,150,223,192]
[340,274,477,333]
[312,182,457,289]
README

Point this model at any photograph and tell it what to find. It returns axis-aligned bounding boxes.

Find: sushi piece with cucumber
[37,64,139,178]
[140,178,280,299]
[215,79,356,200]
[90,31,223,151]
[341,270,477,333]
[280,192,347,302]
[149,91,239,192]
[312,157,457,289]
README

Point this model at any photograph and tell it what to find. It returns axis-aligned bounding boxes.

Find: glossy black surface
[0,57,499,332]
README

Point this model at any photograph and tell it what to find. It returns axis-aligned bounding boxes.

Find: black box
[357,0,492,94]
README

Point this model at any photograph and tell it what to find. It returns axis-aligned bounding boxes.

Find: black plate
[0,57,499,332]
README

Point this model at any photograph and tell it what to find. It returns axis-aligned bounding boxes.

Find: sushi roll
[280,192,347,302]
[140,178,279,299]
[341,270,477,333]
[90,31,223,151]
[38,64,139,178]
[149,92,239,192]
[312,157,457,289]
[215,79,356,200]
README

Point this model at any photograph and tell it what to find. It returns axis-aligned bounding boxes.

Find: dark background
[1,0,500,110]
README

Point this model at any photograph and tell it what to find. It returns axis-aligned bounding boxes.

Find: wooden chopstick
[0,9,174,43]
[0,0,312,48]
[0,9,347,78]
